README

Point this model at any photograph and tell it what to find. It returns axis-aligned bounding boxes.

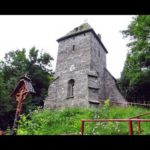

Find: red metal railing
[80,112,150,135]
[129,112,150,135]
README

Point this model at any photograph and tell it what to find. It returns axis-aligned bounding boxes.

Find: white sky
[0,15,134,78]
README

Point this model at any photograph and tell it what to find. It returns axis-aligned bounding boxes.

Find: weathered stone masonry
[44,23,126,109]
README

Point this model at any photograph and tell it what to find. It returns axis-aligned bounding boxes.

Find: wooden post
[11,86,28,135]
[10,75,35,135]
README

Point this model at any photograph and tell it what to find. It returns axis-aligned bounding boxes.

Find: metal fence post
[137,117,141,135]
[81,120,85,135]
[128,120,133,135]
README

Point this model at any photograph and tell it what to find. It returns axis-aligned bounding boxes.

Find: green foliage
[0,72,15,130]
[119,15,150,102]
[17,106,150,135]
[17,107,93,135]
[0,47,54,130]
[104,99,110,108]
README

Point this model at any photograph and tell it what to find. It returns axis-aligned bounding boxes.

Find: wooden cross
[11,75,35,135]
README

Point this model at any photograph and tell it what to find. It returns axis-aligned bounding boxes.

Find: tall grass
[16,103,150,135]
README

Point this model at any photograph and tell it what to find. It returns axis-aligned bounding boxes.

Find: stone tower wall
[55,32,91,77]
[89,32,107,100]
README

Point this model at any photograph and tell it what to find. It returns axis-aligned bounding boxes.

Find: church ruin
[44,23,126,109]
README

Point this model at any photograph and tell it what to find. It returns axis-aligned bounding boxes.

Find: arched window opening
[67,79,75,98]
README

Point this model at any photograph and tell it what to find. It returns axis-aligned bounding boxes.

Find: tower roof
[57,23,108,53]
[57,23,92,41]
[66,23,92,36]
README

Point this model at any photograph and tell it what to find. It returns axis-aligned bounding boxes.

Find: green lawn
[16,103,150,135]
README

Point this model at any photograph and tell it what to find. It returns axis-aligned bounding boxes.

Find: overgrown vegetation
[16,102,150,135]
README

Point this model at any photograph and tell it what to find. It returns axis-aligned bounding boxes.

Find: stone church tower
[44,23,126,108]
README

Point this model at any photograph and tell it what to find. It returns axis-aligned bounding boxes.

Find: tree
[0,72,15,130]
[0,47,54,130]
[119,15,150,103]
